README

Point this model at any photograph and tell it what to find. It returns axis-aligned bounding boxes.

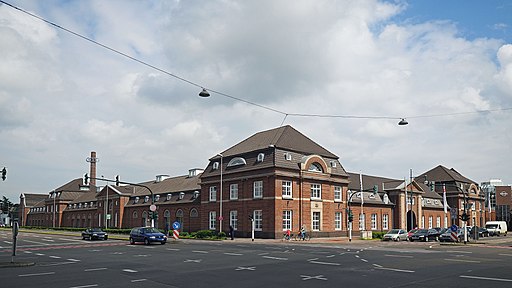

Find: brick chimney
[88,151,98,187]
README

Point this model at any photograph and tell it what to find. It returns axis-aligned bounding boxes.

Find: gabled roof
[416,165,476,185]
[21,193,48,207]
[53,178,95,193]
[217,125,338,159]
[125,174,201,197]
[347,172,401,191]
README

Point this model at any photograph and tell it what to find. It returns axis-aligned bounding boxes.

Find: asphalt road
[1,230,512,288]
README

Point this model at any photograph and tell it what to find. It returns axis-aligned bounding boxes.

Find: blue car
[129,227,167,245]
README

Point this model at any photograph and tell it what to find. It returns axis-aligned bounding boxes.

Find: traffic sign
[450,224,458,232]
[218,216,224,221]
[172,221,181,230]
[173,229,180,240]
[150,204,157,212]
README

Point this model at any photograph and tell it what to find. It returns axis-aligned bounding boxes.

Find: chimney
[89,151,98,187]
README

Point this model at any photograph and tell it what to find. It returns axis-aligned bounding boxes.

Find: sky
[1,0,511,203]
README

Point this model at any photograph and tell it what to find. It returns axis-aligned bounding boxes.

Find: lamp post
[102,176,109,229]
[217,154,223,234]
[52,190,56,228]
[347,188,376,242]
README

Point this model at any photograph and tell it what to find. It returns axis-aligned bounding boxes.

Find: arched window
[133,211,138,218]
[227,157,247,167]
[308,162,323,173]
[142,211,148,226]
[176,209,184,218]
[190,208,199,218]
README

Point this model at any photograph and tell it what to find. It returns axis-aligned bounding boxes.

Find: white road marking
[49,256,61,259]
[360,259,368,263]
[499,253,512,257]
[301,275,327,281]
[262,256,288,261]
[385,254,413,258]
[166,248,180,251]
[84,268,107,272]
[19,272,56,277]
[24,251,33,254]
[326,254,336,258]
[460,275,512,282]
[192,250,208,254]
[309,261,341,266]
[134,254,149,257]
[224,252,243,256]
[375,267,415,273]
[236,266,256,271]
[131,279,147,282]
[444,259,481,263]
[69,285,98,288]
[67,259,80,262]
[373,264,383,268]
[36,253,45,256]
[123,269,138,273]
[184,259,202,263]
[446,250,473,254]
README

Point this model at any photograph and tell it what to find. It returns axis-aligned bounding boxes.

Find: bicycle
[282,232,292,241]
[293,232,311,241]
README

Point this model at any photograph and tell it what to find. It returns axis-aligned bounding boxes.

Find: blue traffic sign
[450,224,458,232]
[172,221,181,230]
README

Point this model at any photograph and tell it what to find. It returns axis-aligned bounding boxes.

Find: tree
[1,196,13,214]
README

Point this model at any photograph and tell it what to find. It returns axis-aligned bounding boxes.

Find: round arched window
[308,162,323,173]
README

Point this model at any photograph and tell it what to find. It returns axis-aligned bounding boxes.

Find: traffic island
[0,261,35,268]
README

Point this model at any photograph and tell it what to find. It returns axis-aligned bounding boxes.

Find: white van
[485,221,508,236]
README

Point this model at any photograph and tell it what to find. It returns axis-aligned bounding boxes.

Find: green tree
[1,196,13,214]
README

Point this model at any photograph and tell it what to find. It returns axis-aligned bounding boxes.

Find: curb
[0,261,35,268]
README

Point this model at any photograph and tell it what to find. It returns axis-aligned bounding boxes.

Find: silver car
[382,229,408,241]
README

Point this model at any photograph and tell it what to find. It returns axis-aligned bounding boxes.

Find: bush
[372,231,386,239]
[195,230,216,239]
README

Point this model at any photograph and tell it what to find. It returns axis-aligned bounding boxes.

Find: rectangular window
[209,211,216,230]
[312,212,321,231]
[382,214,389,230]
[230,210,238,230]
[253,210,262,231]
[209,186,217,202]
[359,213,366,230]
[421,216,425,228]
[371,214,377,230]
[311,184,321,199]
[334,186,342,202]
[282,210,292,231]
[428,216,433,229]
[436,216,441,228]
[335,212,342,230]
[253,181,263,199]
[230,184,238,200]
[407,197,415,205]
[282,181,292,199]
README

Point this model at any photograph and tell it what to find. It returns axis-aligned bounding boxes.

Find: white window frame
[253,181,263,199]
[230,184,238,200]
[282,210,292,231]
[371,214,377,230]
[334,186,342,202]
[436,216,441,228]
[209,211,216,230]
[312,212,321,231]
[382,214,389,230]
[311,183,321,199]
[282,181,292,199]
[230,210,238,230]
[359,213,366,230]
[335,212,342,230]
[209,186,217,202]
[421,216,425,228]
[253,210,262,231]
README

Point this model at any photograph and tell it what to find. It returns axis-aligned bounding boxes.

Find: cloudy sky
[1,0,511,202]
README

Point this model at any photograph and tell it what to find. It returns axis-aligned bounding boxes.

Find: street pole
[52,190,56,228]
[218,154,223,234]
[410,169,413,229]
[359,172,364,232]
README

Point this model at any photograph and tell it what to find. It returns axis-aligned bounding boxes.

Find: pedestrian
[300,225,306,240]
[229,225,234,240]
[165,222,170,237]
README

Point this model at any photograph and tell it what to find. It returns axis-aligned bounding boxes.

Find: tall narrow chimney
[88,151,98,187]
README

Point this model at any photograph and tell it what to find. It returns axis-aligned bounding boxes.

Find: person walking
[229,225,234,240]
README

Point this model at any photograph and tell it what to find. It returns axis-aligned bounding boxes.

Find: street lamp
[347,188,377,242]
[52,190,56,228]
[217,154,223,234]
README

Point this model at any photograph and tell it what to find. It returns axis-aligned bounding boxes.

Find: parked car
[409,229,438,242]
[82,228,108,240]
[485,221,508,236]
[477,227,489,237]
[407,228,419,240]
[129,227,167,245]
[382,229,408,241]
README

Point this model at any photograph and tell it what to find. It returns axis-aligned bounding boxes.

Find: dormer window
[84,203,88,208]
[284,152,292,161]
[155,195,160,202]
[167,193,172,201]
[144,196,150,203]
[212,162,219,170]
[193,191,200,199]
[134,197,139,204]
[227,157,247,167]
[257,153,265,162]
[330,160,337,167]
[179,192,185,200]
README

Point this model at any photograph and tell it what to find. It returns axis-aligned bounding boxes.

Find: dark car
[439,228,469,242]
[477,227,489,237]
[409,229,438,242]
[129,227,167,245]
[82,228,108,240]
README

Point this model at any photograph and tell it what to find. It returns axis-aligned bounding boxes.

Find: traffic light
[372,185,378,194]
[148,211,153,219]
[1,167,6,181]
[461,213,469,222]
[348,209,353,222]
[83,173,89,185]
[115,175,120,186]
[153,212,158,220]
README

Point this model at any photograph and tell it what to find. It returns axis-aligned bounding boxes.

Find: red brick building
[495,185,511,228]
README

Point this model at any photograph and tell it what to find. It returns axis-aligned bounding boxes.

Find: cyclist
[283,229,291,240]
[299,225,306,241]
